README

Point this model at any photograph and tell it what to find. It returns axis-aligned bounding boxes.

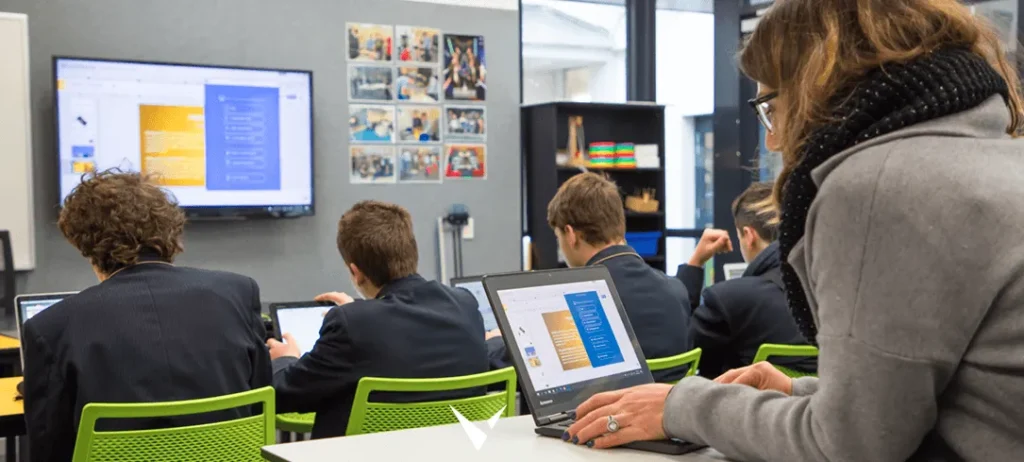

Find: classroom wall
[4,0,522,301]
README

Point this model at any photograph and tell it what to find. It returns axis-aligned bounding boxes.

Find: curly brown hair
[58,170,185,275]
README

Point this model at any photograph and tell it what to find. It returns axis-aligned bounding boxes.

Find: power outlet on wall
[462,218,475,240]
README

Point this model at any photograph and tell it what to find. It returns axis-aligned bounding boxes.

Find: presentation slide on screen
[55,59,312,208]
[496,280,641,391]
[275,306,332,356]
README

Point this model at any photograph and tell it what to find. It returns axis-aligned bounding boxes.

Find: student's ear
[563,225,579,249]
[348,263,366,286]
[741,226,757,247]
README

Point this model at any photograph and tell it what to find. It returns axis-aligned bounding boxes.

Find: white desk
[262,415,730,462]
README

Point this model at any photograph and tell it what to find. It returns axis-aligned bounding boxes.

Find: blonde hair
[740,0,1024,204]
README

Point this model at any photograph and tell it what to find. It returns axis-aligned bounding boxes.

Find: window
[656,5,714,274]
[521,0,627,104]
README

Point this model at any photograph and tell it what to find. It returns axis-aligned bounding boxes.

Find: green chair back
[753,343,820,378]
[346,367,517,436]
[646,348,702,384]
[72,386,275,462]
[276,412,316,434]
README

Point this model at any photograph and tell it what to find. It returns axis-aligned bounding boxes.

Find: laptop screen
[19,297,65,325]
[453,280,498,331]
[485,268,652,420]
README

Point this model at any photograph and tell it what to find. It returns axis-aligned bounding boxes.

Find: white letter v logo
[451,405,507,451]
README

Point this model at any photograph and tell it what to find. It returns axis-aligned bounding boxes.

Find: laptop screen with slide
[482,267,652,423]
[451,277,498,332]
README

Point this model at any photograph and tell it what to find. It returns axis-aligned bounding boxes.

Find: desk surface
[262,416,729,462]
[0,377,22,418]
[0,335,19,351]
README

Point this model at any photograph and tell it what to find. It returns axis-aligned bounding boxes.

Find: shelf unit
[522,101,667,272]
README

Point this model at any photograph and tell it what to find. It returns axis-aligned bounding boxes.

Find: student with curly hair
[22,170,271,461]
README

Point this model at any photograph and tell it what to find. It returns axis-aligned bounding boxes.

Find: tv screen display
[54,57,314,218]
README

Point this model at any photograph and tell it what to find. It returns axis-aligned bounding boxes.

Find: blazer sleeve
[248,278,272,390]
[675,264,704,310]
[23,321,74,462]
[271,307,360,414]
[660,156,977,462]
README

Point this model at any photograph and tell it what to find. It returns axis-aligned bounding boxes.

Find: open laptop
[451,276,498,332]
[15,292,76,369]
[269,301,335,356]
[481,267,705,455]
[723,263,749,280]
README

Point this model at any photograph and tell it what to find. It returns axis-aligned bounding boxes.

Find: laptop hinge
[538,412,571,426]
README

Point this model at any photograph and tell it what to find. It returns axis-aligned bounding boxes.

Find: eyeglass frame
[748,91,778,133]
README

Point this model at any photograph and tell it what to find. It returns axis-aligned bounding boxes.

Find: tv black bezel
[52,55,316,220]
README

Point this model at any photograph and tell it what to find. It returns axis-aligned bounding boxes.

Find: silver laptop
[14,292,76,368]
[481,267,704,455]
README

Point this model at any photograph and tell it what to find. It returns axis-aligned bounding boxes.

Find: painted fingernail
[586,440,595,448]
[561,431,570,441]
[571,436,579,444]
[567,410,577,419]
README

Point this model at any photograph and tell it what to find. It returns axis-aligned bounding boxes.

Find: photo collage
[347,23,487,184]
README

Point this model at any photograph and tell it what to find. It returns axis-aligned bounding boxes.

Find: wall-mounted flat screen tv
[54,57,314,218]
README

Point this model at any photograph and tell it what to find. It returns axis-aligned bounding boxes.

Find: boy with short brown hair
[269,200,488,438]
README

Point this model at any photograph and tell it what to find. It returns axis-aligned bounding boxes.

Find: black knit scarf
[779,47,1010,345]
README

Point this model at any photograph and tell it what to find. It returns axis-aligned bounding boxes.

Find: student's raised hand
[714,361,792,394]
[267,333,302,360]
[689,229,733,267]
[315,292,356,306]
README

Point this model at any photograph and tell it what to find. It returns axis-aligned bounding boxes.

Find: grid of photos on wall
[346,23,487,184]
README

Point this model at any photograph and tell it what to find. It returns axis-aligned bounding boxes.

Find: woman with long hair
[564,0,1024,459]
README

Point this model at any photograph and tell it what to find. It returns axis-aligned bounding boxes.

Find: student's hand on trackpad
[315,292,356,306]
[267,333,302,360]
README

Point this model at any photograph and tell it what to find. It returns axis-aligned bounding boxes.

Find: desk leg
[6,436,15,462]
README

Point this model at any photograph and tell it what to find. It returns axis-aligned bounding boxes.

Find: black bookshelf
[522,102,667,272]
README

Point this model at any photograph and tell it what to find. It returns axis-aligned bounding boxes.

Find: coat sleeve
[675,264,704,311]
[661,153,976,461]
[248,278,272,390]
[271,308,360,414]
[688,288,732,378]
[23,321,74,462]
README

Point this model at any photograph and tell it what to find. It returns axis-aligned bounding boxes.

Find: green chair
[753,344,819,378]
[72,386,275,462]
[276,412,316,439]
[345,367,517,436]
[647,348,702,384]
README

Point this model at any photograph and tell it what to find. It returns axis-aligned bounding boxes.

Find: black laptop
[481,267,705,455]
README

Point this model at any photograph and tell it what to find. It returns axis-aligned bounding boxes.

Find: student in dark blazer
[22,171,271,462]
[267,201,488,439]
[676,182,815,378]
[487,173,692,382]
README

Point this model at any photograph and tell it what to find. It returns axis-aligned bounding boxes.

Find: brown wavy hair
[59,170,185,275]
[740,0,1024,203]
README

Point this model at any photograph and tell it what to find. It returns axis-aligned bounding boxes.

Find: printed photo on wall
[347,23,393,62]
[398,145,442,183]
[349,104,395,143]
[445,144,486,179]
[397,106,441,143]
[396,67,439,102]
[444,106,486,142]
[350,145,396,184]
[348,65,393,101]
[443,34,486,101]
[396,26,440,65]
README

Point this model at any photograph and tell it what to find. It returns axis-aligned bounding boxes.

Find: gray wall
[4,0,521,301]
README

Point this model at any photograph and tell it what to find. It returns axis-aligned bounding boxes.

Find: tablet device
[451,276,498,331]
[269,301,335,356]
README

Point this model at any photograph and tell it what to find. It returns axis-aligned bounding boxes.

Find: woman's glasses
[748,92,778,133]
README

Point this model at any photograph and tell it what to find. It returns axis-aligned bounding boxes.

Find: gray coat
[663,96,1024,461]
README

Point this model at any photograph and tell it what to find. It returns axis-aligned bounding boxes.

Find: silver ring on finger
[606,415,620,433]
